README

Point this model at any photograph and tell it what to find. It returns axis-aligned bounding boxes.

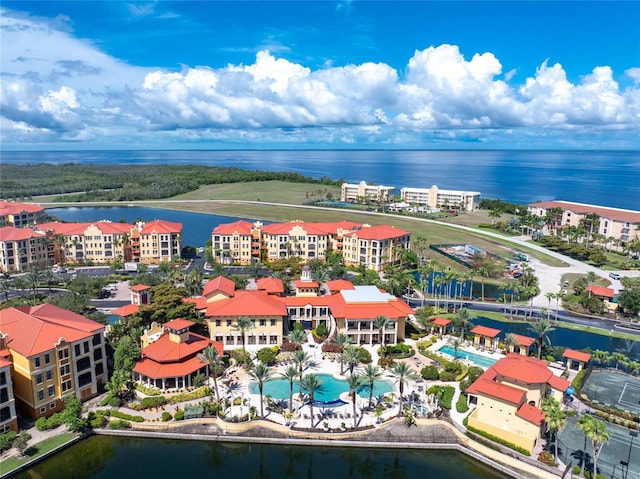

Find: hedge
[0,431,17,452]
[137,396,167,410]
[456,393,469,413]
[109,410,144,423]
[174,410,185,421]
[421,365,439,380]
[161,412,173,422]
[427,385,455,410]
[465,422,531,456]
[109,419,131,430]
[168,387,212,404]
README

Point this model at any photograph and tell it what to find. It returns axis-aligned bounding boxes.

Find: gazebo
[563,349,592,371]
[470,325,501,352]
[510,334,536,356]
[430,317,451,336]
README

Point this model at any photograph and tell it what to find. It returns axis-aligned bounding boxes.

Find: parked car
[609,272,621,280]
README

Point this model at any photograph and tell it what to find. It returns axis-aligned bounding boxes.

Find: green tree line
[1,164,341,200]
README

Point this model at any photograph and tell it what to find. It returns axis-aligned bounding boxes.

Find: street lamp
[624,431,638,479]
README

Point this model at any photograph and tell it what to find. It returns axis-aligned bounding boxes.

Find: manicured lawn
[2,432,77,473]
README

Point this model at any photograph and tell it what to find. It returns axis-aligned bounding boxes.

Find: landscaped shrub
[321,342,341,353]
[456,393,469,413]
[0,431,17,453]
[161,412,173,422]
[184,404,205,419]
[537,450,556,466]
[427,385,455,410]
[109,410,144,423]
[257,346,280,364]
[281,339,300,352]
[438,371,457,382]
[460,366,484,392]
[35,413,63,431]
[135,383,161,396]
[174,410,185,421]
[87,411,107,429]
[138,396,167,410]
[356,347,372,364]
[314,322,328,339]
[421,365,439,380]
[109,419,131,430]
[383,343,415,359]
[168,387,212,404]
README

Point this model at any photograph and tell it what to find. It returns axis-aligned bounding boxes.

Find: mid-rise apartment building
[0,304,107,420]
[211,220,411,271]
[0,357,18,433]
[400,185,480,212]
[341,181,395,203]
[0,201,46,228]
[0,226,48,273]
[528,201,640,243]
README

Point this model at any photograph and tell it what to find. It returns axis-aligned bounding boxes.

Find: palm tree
[0,276,11,301]
[300,374,323,428]
[361,364,383,409]
[388,362,419,416]
[197,345,224,404]
[587,417,610,479]
[287,328,307,350]
[529,317,555,359]
[24,267,42,300]
[249,362,273,418]
[341,345,360,375]
[232,316,254,366]
[334,332,352,374]
[280,365,299,411]
[373,315,391,350]
[542,397,567,463]
[503,333,519,354]
[42,268,56,294]
[448,337,463,361]
[577,414,594,477]
[612,352,627,370]
[292,350,311,396]
[346,374,364,429]
[455,307,472,339]
[545,292,555,321]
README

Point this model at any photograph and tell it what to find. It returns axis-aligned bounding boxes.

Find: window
[227,320,232,327]
[215,320,221,327]
[92,334,101,346]
[46,370,52,381]
[48,386,55,397]
[60,364,70,376]
[0,372,5,385]
[84,341,90,354]
[37,390,44,401]
[40,407,47,414]
[95,363,104,376]
[58,349,69,360]
[36,374,43,384]
[270,319,276,326]
[35,357,41,368]
[50,403,56,410]
[74,345,81,356]
[259,319,266,327]
[94,349,102,361]
[44,353,50,364]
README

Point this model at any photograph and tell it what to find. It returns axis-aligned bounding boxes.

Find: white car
[609,272,621,280]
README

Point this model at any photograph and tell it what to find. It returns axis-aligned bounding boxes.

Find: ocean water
[2,150,638,210]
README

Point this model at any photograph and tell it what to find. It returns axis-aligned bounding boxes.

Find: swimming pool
[437,345,498,369]
[249,373,394,404]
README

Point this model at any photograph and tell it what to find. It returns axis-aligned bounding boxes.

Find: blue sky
[1,1,639,150]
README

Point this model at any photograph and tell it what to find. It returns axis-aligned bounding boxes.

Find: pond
[12,435,511,479]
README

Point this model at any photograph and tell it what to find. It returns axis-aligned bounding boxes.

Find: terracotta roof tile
[205,291,287,317]
[139,219,182,234]
[164,319,195,331]
[141,330,221,363]
[326,279,355,292]
[586,285,614,298]
[133,355,207,379]
[294,279,319,288]
[0,201,45,215]
[562,349,592,363]
[516,403,545,426]
[512,334,536,347]
[130,284,151,292]
[203,276,236,297]
[212,220,254,236]
[256,277,285,294]
[111,304,140,317]
[0,304,103,357]
[470,325,501,338]
[466,377,526,405]
[344,224,410,240]
[0,226,46,242]
[431,317,451,326]
[262,221,329,236]
[548,374,571,392]
[492,353,553,384]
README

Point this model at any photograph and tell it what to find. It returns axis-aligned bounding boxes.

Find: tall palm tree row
[292,350,311,396]
[373,315,391,351]
[196,345,224,405]
[300,374,323,429]
[341,345,360,375]
[388,361,419,416]
[249,362,273,418]
[334,332,352,374]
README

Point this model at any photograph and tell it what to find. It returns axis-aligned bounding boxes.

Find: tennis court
[582,371,640,417]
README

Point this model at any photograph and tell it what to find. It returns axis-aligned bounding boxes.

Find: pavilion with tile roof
[470,325,501,352]
[563,348,592,372]
[430,317,451,336]
[256,277,285,296]
[508,334,536,356]
[133,319,223,390]
[130,284,151,305]
[466,353,571,454]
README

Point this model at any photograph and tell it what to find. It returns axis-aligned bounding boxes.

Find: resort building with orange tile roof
[466,353,571,454]
[528,200,640,243]
[0,304,107,420]
[0,201,46,228]
[210,219,411,271]
[0,226,48,272]
[133,320,223,391]
[33,219,182,266]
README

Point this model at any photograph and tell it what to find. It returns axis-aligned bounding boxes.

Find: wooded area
[1,164,341,201]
